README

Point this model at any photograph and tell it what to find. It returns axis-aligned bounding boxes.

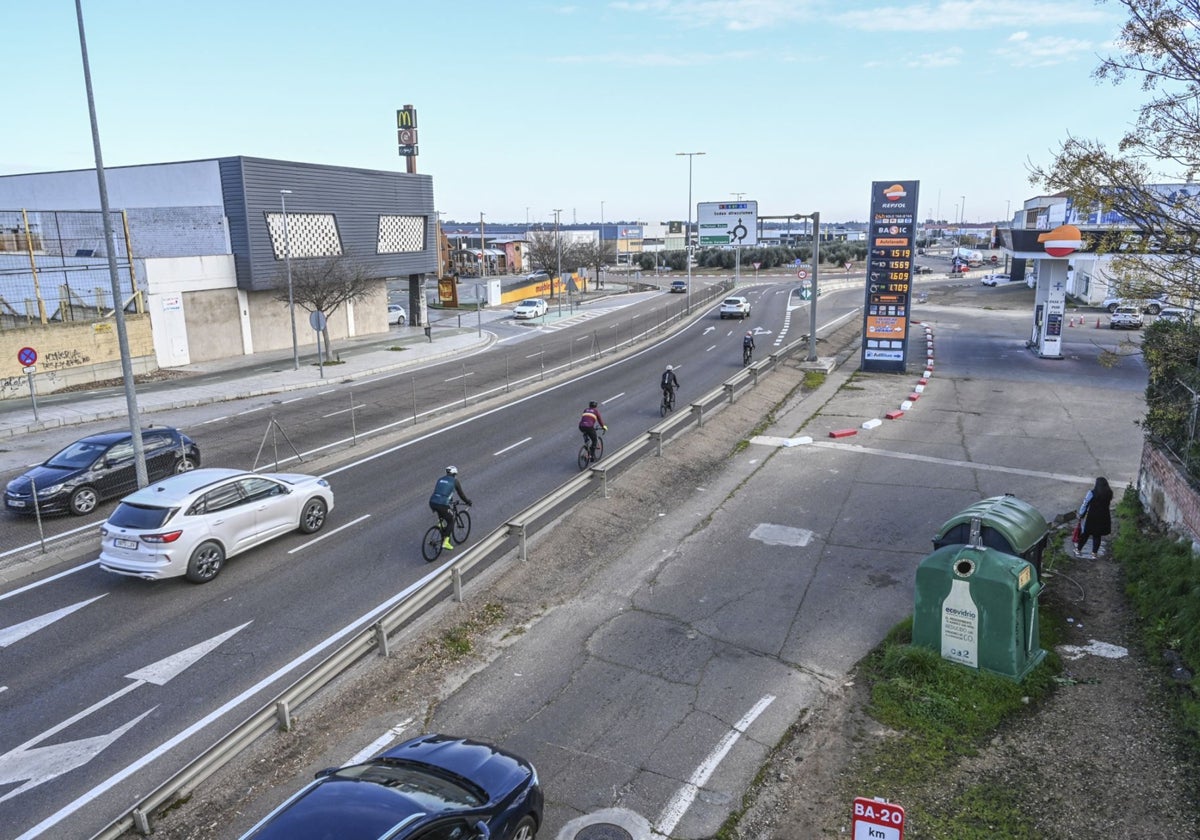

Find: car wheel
[173,456,197,474]
[1147,304,1161,315]
[68,485,99,516]
[299,497,328,534]
[397,314,407,326]
[510,815,537,840]
[186,541,224,583]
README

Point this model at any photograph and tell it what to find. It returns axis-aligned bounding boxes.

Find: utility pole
[676,151,706,314]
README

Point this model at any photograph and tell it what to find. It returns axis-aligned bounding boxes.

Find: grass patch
[388,345,407,352]
[433,602,507,661]
[802,370,826,389]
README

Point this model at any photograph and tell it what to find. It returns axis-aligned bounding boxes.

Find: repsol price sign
[861,179,920,373]
[851,797,905,839]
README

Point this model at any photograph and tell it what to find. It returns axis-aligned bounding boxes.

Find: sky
[4,1,1155,226]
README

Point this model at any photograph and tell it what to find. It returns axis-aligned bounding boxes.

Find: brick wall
[0,315,155,399]
[1138,440,1200,548]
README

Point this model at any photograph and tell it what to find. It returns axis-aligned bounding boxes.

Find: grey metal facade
[218,156,436,292]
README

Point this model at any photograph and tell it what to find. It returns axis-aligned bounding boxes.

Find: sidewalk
[0,326,495,441]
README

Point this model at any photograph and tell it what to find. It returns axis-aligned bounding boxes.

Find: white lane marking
[0,561,100,600]
[656,694,775,836]
[0,595,107,648]
[604,391,625,404]
[322,404,366,419]
[706,344,717,352]
[11,568,444,840]
[526,351,544,359]
[236,406,266,415]
[280,396,304,405]
[197,414,229,425]
[443,371,475,383]
[318,389,337,395]
[287,515,371,554]
[809,441,1099,485]
[494,437,533,457]
[345,717,414,766]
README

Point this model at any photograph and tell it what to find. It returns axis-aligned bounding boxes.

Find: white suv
[1103,296,1168,315]
[719,296,751,319]
[1109,306,1144,330]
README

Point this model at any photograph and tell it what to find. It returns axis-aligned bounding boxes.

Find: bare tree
[1030,0,1200,301]
[524,230,585,293]
[573,237,617,290]
[275,257,378,361]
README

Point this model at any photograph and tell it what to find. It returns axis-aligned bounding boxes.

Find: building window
[377,215,427,254]
[265,212,343,258]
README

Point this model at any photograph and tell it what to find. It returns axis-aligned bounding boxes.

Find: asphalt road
[0,277,857,838]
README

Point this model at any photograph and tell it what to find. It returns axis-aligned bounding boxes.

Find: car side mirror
[313,767,339,779]
[474,821,490,839]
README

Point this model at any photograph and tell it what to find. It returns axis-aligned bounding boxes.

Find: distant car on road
[238,734,544,840]
[525,271,550,283]
[912,264,932,274]
[387,303,408,326]
[1156,307,1191,325]
[981,273,1011,286]
[719,296,751,319]
[5,427,200,517]
[99,467,334,583]
[512,298,548,320]
[1109,306,1144,330]
[669,279,687,293]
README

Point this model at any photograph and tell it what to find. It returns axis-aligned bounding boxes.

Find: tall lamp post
[676,151,706,313]
[553,209,564,316]
[479,212,487,278]
[280,190,299,370]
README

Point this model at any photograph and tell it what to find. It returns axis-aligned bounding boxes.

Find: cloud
[994,34,1096,67]
[832,0,1112,32]
[550,49,760,67]
[905,46,964,68]
[609,0,818,31]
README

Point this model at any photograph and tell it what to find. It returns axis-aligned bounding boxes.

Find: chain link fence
[0,209,140,327]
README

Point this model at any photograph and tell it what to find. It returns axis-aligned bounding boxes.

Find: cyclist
[661,364,680,407]
[743,331,756,363]
[579,401,607,459]
[429,466,472,551]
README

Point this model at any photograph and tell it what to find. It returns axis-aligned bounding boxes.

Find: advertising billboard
[861,180,920,373]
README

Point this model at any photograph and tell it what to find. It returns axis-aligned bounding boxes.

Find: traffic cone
[1096,317,1101,328]
[1068,317,1075,327]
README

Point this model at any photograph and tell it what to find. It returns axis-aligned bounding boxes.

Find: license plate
[114,538,139,550]
[7,499,26,508]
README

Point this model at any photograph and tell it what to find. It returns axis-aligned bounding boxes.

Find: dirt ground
[140,302,1199,840]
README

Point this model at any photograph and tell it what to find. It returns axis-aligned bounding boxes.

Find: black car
[912,264,932,274]
[4,427,200,516]
[240,734,543,840]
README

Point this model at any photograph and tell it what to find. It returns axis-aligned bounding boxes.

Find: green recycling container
[932,494,1049,579]
[913,544,1045,682]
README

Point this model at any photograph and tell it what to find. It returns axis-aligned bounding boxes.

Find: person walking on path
[1075,477,1114,558]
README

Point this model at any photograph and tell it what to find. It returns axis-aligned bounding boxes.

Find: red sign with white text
[852,797,905,840]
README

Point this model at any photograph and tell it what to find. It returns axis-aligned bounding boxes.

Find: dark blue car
[4,427,200,516]
[240,734,543,840]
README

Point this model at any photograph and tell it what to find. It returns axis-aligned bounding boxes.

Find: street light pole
[960,195,966,226]
[280,189,299,370]
[554,209,564,316]
[676,151,706,313]
[479,212,486,278]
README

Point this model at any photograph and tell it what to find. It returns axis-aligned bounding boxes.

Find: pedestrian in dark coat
[1075,477,1114,558]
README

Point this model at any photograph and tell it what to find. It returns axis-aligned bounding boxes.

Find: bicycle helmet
[446,466,458,476]
[589,400,598,408]
[746,331,753,336]
[665,364,674,371]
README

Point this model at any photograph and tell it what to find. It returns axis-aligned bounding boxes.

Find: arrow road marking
[0,622,250,805]
[703,326,716,334]
[0,595,106,648]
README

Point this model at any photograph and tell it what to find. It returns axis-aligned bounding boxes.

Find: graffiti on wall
[42,349,92,370]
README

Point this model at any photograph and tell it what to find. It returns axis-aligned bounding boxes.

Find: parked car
[951,264,969,273]
[1156,307,1191,324]
[238,734,544,840]
[5,427,200,517]
[387,303,408,326]
[98,467,333,583]
[719,296,751,319]
[512,298,548,320]
[912,264,932,274]
[980,273,1011,286]
[1109,306,1145,330]
[1102,296,1169,315]
[669,279,687,293]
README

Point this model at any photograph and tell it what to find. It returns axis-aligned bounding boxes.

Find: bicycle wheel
[578,443,591,470]
[422,525,443,562]
[660,395,669,417]
[592,434,604,462]
[452,509,471,544]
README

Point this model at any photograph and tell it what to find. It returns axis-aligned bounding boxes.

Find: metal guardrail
[95,282,840,839]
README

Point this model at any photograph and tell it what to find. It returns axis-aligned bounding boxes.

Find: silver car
[99,468,334,583]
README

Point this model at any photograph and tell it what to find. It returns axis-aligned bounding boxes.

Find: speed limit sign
[797,268,809,280]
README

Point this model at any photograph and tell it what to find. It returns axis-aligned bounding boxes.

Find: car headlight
[37,483,65,496]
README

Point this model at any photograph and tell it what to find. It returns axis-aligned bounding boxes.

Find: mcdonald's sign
[397,107,418,157]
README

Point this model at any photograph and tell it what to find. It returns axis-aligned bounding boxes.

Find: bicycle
[577,427,605,471]
[660,387,676,417]
[421,498,472,562]
[743,344,754,366]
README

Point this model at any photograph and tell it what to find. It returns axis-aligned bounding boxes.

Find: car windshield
[106,502,175,529]
[332,760,486,810]
[519,300,540,307]
[46,439,112,469]
[724,299,744,306]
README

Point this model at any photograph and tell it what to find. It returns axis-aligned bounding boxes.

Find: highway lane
[0,278,857,837]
